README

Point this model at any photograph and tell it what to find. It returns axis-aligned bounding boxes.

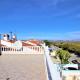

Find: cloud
[68,31,80,35]
[60,31,80,40]
[48,31,80,40]
[18,31,80,40]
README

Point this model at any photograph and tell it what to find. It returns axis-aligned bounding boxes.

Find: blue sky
[0,0,80,40]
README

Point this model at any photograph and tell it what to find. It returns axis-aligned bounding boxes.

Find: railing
[44,46,62,80]
[62,70,80,80]
[1,45,62,80]
[1,46,44,54]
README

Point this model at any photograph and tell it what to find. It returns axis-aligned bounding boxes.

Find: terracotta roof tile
[22,42,33,46]
[28,40,42,45]
[7,40,16,43]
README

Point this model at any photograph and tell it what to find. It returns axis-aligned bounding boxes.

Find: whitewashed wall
[44,46,62,80]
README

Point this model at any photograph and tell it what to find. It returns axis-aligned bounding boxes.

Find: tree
[43,40,52,47]
[56,50,71,64]
[53,41,80,56]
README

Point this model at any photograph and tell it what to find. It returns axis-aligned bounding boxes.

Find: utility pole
[10,32,12,41]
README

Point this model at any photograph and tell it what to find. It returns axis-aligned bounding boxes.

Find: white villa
[0,33,45,54]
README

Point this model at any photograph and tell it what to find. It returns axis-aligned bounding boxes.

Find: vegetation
[44,40,80,63]
[53,41,80,56]
[56,50,71,64]
[43,40,53,47]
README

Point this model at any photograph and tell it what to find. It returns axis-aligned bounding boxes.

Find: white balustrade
[1,46,44,54]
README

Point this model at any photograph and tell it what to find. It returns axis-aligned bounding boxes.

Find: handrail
[44,46,62,80]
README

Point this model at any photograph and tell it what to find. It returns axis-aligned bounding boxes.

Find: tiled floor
[0,54,47,80]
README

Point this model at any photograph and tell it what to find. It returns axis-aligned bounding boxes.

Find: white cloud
[19,31,80,40]
[67,31,80,36]
[48,31,80,40]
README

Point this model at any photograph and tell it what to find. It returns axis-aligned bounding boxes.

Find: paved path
[0,54,47,80]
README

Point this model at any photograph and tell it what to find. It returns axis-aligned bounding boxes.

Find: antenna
[10,32,12,41]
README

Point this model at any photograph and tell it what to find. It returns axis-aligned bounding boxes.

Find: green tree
[43,40,52,47]
[56,50,71,64]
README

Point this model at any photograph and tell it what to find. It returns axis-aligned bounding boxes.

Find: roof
[22,42,34,46]
[7,40,16,43]
[0,39,43,47]
[26,40,42,46]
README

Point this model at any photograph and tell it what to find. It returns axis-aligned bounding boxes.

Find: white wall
[62,70,80,76]
[1,40,22,49]
[1,40,12,47]
[44,46,62,80]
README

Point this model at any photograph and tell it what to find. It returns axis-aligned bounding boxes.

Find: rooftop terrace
[0,54,47,80]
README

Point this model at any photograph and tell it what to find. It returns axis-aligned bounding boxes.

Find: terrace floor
[0,54,47,80]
